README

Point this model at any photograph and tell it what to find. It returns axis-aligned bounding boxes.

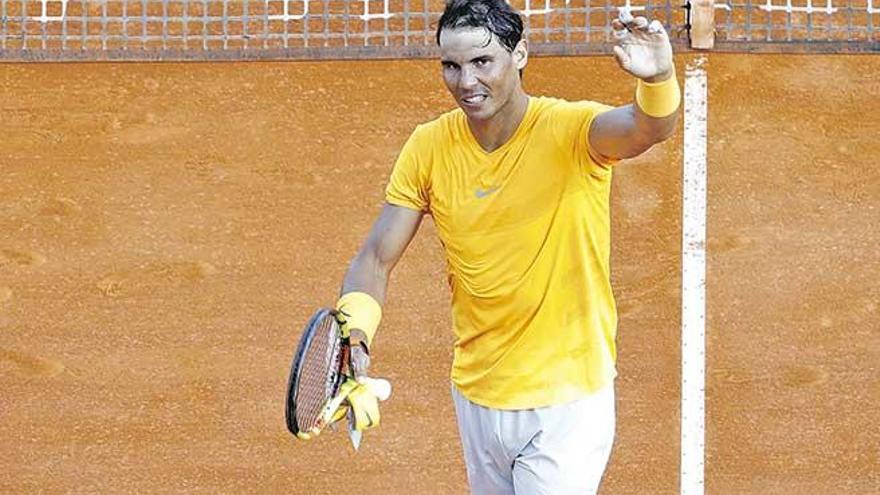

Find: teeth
[464,95,486,104]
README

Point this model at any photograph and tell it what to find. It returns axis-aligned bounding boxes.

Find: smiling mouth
[461,94,488,105]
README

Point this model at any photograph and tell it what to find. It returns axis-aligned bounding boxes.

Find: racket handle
[359,377,392,401]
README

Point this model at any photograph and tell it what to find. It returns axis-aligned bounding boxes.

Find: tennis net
[0,0,875,61]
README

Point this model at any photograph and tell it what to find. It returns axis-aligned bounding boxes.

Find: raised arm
[588,9,681,161]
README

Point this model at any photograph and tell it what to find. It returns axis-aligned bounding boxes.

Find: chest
[427,137,582,237]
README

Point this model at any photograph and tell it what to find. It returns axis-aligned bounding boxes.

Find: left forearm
[589,71,681,160]
[592,9,681,161]
[633,70,680,144]
[634,102,679,145]
[588,102,678,160]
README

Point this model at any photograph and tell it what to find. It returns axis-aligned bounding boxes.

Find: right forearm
[334,203,423,347]
[337,251,388,348]
[340,248,390,307]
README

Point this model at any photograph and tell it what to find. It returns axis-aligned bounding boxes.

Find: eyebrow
[440,54,493,64]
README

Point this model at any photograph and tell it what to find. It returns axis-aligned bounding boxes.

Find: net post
[689,0,715,49]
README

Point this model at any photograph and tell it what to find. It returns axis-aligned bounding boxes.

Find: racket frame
[285,308,352,437]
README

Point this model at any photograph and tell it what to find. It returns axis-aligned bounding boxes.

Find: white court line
[681,55,708,495]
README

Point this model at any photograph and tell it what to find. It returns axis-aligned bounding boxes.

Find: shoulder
[533,97,616,153]
[397,108,461,166]
[533,96,613,120]
[412,106,464,140]
[398,107,465,161]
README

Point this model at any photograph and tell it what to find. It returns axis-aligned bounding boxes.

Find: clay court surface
[1,54,877,493]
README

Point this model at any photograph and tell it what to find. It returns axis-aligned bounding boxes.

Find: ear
[513,39,528,70]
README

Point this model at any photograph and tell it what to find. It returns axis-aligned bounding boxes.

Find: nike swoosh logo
[475,186,500,199]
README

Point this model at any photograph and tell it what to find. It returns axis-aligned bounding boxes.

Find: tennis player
[332,0,679,492]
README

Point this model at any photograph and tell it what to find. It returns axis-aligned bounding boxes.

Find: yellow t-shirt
[386,96,619,409]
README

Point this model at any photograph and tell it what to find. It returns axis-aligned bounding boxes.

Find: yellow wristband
[335,292,382,345]
[635,73,681,118]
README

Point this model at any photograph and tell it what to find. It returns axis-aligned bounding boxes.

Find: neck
[467,90,530,153]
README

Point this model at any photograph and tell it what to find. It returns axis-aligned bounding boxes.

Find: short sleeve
[385,125,432,212]
[554,100,620,180]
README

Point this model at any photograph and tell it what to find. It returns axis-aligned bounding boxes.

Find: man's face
[439,27,527,122]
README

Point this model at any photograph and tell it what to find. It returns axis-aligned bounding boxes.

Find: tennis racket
[285,307,390,441]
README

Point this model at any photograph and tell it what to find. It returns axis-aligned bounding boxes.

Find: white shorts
[452,384,616,495]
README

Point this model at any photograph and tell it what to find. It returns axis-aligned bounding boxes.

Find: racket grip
[359,377,392,401]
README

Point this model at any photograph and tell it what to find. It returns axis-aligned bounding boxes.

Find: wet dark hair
[435,0,524,53]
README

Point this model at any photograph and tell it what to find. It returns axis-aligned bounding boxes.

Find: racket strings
[296,314,344,432]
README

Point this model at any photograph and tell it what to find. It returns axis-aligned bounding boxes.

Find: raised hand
[611,7,675,82]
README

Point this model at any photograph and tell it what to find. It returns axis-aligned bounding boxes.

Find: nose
[459,66,479,90]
